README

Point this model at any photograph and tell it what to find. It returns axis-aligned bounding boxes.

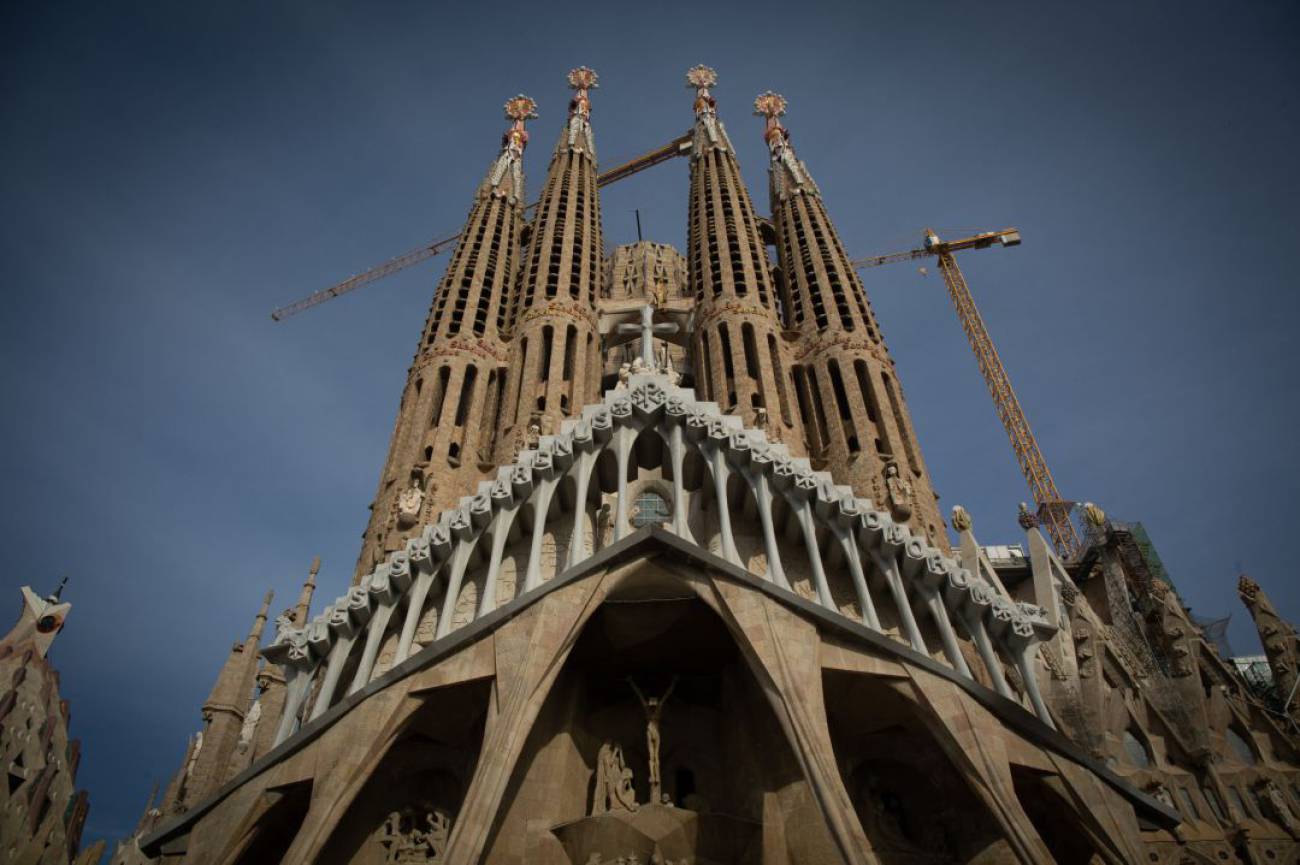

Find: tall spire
[498,68,606,457]
[355,97,535,577]
[294,556,318,627]
[757,92,947,546]
[183,589,274,806]
[1239,574,1300,720]
[684,66,802,446]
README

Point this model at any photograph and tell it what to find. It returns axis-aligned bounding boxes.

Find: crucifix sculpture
[628,675,677,803]
[616,303,678,370]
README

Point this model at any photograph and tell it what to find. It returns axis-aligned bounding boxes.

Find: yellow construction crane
[270,134,692,321]
[850,229,1082,559]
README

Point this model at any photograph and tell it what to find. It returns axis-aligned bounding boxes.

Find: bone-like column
[963,610,1013,699]
[790,496,835,609]
[702,442,742,566]
[834,526,879,629]
[612,425,638,541]
[920,588,972,678]
[871,548,926,653]
[666,423,693,542]
[567,450,599,567]
[741,467,788,589]
[348,604,395,695]
[481,505,521,615]
[1014,645,1055,728]
[273,664,315,746]
[308,630,357,721]
[396,568,438,663]
[436,536,479,640]
[523,477,559,591]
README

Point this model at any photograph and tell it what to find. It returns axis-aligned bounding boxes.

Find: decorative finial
[48,575,68,603]
[1017,502,1039,530]
[686,65,718,90]
[503,94,538,122]
[567,66,598,91]
[753,90,787,119]
[1081,502,1106,528]
[1238,573,1261,599]
[950,505,972,533]
[309,555,321,577]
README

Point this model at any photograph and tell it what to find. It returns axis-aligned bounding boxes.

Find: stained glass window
[631,491,670,528]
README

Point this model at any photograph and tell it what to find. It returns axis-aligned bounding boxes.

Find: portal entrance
[481,575,847,865]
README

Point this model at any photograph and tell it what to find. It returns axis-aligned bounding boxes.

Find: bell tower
[498,67,606,459]
[757,91,947,544]
[684,66,802,448]
[355,95,535,575]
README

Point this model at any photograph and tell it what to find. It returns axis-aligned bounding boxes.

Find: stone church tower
[128,68,1300,865]
[0,584,104,865]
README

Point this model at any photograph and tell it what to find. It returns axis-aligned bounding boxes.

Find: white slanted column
[696,416,742,567]
[263,625,322,747]
[739,443,789,590]
[947,507,1013,698]
[906,546,972,679]
[396,523,451,663]
[610,402,641,543]
[436,492,492,640]
[818,490,879,630]
[784,473,836,610]
[565,423,600,568]
[482,470,527,614]
[348,554,411,694]
[663,397,694,543]
[523,447,562,592]
[865,513,927,654]
[309,585,373,720]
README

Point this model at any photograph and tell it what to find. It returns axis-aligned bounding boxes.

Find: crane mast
[852,229,1081,558]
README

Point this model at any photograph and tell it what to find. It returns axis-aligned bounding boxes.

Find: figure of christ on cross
[616,303,679,370]
[628,675,678,803]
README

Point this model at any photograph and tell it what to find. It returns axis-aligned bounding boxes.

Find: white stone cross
[616,303,678,369]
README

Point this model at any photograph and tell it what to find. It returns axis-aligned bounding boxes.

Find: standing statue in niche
[591,742,638,814]
[397,478,424,528]
[628,676,677,803]
[884,463,914,521]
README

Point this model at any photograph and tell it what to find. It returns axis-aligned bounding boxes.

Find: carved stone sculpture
[397,481,424,528]
[629,676,677,803]
[884,464,913,521]
[592,742,638,815]
[379,806,452,864]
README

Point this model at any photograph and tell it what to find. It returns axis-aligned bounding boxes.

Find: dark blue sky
[3,0,1298,849]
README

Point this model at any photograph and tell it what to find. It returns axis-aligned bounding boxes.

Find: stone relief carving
[379,806,452,864]
[592,742,638,815]
[1258,781,1300,838]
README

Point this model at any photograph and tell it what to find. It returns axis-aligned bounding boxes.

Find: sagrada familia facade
[93,67,1300,864]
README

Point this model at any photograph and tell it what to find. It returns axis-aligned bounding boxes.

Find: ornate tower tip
[309,555,321,575]
[753,91,787,119]
[1238,573,1261,598]
[950,505,972,532]
[1017,502,1038,530]
[567,66,598,90]
[1081,501,1106,528]
[504,94,539,122]
[686,65,718,89]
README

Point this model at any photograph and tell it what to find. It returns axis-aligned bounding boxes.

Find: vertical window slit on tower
[767,334,793,426]
[562,325,577,382]
[430,366,452,428]
[741,323,760,381]
[882,372,920,475]
[717,323,737,408]
[478,369,499,458]
[853,360,882,426]
[540,325,554,383]
[485,367,507,458]
[454,366,478,427]
[511,339,529,429]
[827,360,859,454]
[806,366,832,455]
[700,332,715,400]
[792,366,815,450]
